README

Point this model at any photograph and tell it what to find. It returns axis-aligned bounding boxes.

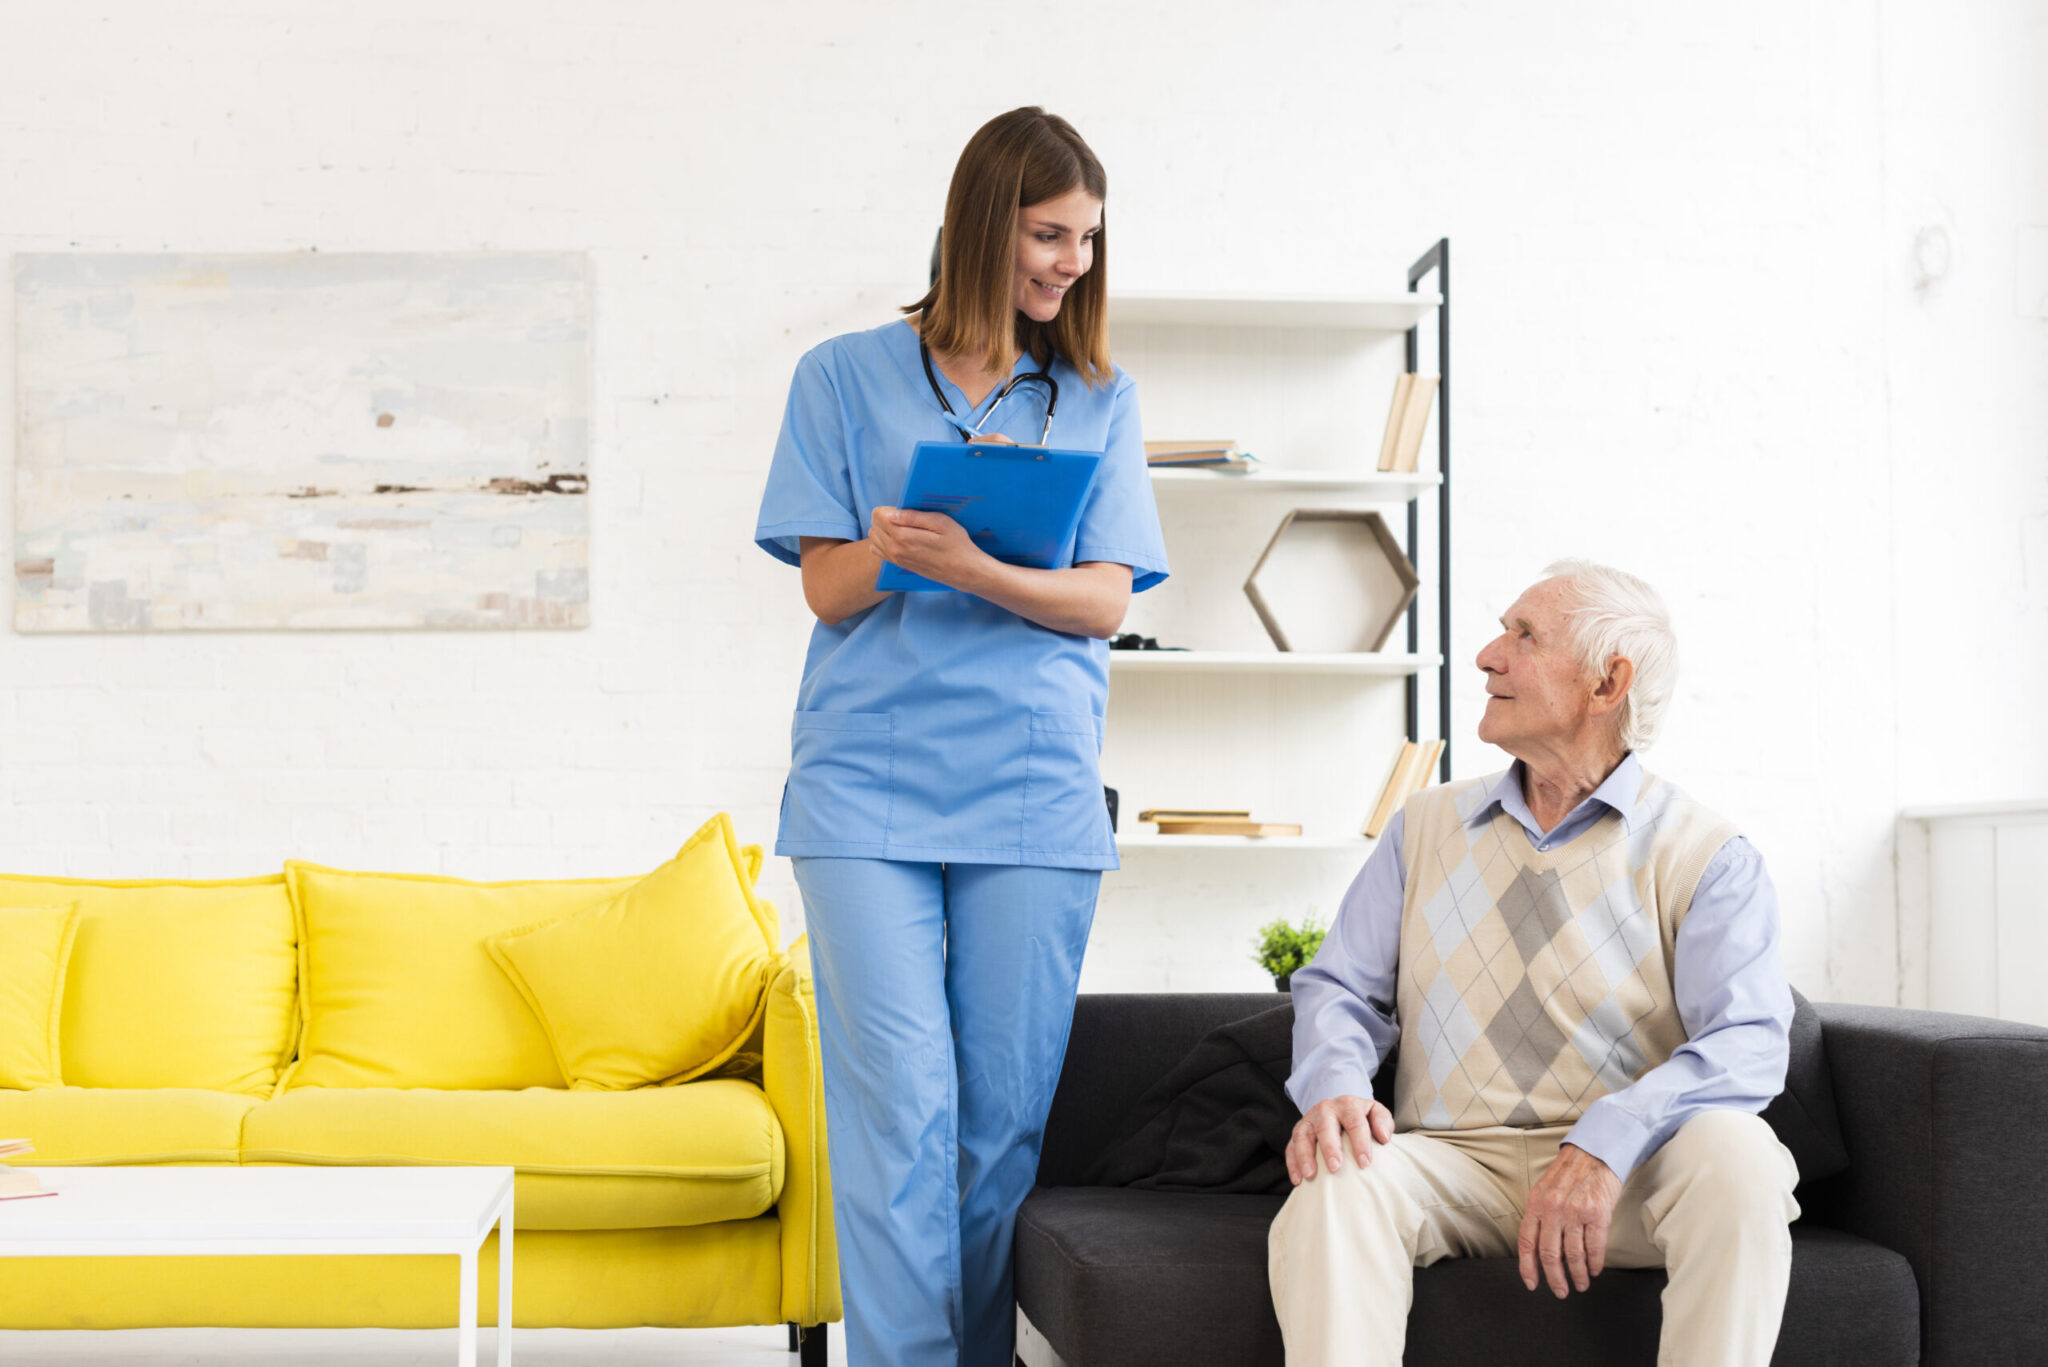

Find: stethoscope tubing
[920,338,1059,447]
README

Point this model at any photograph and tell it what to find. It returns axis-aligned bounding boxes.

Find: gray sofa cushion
[1016,1185,1918,1367]
[1761,988,1850,1185]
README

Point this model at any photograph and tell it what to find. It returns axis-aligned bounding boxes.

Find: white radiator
[1016,1305,1072,1367]
[1897,801,2048,1024]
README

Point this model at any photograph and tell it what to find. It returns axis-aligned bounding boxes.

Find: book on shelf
[1361,738,1445,838]
[1375,373,1441,473]
[1151,819,1304,837]
[1136,808,1252,821]
[1145,439,1240,460]
[1145,440,1261,473]
[1376,374,1416,472]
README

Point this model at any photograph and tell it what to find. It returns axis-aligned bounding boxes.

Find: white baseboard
[1016,1306,1071,1367]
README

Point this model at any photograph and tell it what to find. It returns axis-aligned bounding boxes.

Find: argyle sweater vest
[1393,767,1738,1133]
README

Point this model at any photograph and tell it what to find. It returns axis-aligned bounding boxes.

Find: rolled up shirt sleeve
[1563,836,1795,1182]
[754,349,863,566]
[1286,810,1406,1115]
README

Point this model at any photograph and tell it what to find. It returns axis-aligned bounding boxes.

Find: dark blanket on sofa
[1081,992,1846,1195]
[1081,1001,1301,1193]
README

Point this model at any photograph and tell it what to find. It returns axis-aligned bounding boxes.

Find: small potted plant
[1251,911,1327,992]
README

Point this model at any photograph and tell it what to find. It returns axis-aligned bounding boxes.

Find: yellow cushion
[241,1079,784,1230]
[0,1086,257,1164]
[487,814,778,1091]
[283,863,642,1091]
[0,1221,783,1330]
[0,903,78,1089]
[0,874,297,1096]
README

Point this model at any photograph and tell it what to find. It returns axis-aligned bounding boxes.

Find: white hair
[1541,559,1677,753]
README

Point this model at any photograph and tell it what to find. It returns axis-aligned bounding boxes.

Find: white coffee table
[0,1165,514,1364]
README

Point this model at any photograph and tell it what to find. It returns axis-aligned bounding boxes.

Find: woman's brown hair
[903,107,1112,389]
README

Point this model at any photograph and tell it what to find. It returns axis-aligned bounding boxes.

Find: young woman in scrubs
[753,106,1169,1367]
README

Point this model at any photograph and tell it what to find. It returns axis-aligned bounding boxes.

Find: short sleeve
[753,350,863,567]
[1072,372,1170,592]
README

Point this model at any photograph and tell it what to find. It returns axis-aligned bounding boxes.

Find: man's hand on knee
[1286,1095,1393,1185]
[1517,1143,1622,1298]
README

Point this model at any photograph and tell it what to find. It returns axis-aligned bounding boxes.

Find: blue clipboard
[876,441,1104,592]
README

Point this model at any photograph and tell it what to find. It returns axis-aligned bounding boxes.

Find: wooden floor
[0,1326,798,1365]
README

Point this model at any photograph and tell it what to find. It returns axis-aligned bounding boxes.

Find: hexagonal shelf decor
[1243,509,1419,654]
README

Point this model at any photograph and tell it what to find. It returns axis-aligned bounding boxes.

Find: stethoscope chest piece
[920,338,1059,447]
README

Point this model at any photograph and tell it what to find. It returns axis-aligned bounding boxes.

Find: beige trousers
[1267,1109,1800,1367]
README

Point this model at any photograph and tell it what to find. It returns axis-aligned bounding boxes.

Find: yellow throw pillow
[487,813,778,1091]
[0,874,297,1097]
[283,861,642,1092]
[0,903,80,1089]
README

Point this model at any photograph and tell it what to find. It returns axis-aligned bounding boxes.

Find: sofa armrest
[762,936,841,1328]
[1811,1001,2048,1367]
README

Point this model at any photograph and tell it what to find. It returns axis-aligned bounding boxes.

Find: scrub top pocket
[1022,711,1112,857]
[785,710,894,849]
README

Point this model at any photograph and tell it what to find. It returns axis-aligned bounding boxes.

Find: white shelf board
[1109,650,1440,677]
[1117,832,1374,852]
[1111,291,1441,331]
[1149,467,1441,499]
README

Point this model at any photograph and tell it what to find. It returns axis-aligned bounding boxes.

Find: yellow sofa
[0,830,841,1341]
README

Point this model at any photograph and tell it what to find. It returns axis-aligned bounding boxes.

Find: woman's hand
[869,506,991,591]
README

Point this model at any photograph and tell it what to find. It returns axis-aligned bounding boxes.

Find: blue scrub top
[754,318,1170,870]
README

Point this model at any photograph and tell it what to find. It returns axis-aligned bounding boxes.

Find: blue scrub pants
[791,857,1100,1367]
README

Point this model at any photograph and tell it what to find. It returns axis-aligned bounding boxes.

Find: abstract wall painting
[12,252,590,631]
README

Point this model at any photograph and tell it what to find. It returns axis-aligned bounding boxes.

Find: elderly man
[1268,560,1799,1367]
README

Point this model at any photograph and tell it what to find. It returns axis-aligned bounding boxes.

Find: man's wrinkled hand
[1517,1143,1622,1298]
[1285,1095,1393,1186]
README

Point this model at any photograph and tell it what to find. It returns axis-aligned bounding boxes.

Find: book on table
[0,1140,54,1201]
[1136,808,1252,821]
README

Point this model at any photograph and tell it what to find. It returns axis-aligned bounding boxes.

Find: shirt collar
[1468,752,1644,835]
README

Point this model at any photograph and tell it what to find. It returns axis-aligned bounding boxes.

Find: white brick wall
[3,0,2043,1005]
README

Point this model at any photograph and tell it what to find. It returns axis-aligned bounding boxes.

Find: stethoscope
[920,338,1060,447]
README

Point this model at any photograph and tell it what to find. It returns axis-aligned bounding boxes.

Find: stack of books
[1361,740,1446,838]
[1377,374,1441,473]
[1145,440,1261,474]
[0,1138,52,1202]
[1139,808,1303,837]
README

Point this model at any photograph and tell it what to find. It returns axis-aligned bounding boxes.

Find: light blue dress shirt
[1287,754,1793,1180]
[754,319,1170,870]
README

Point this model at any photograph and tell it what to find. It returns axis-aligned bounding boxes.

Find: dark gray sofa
[1016,993,2048,1367]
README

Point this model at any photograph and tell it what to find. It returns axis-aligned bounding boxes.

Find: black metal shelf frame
[1403,238,1451,783]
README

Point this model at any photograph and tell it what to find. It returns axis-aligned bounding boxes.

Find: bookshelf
[1115,832,1374,851]
[1148,468,1441,496]
[1103,239,1452,860]
[1108,650,1440,677]
[1110,291,1441,331]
